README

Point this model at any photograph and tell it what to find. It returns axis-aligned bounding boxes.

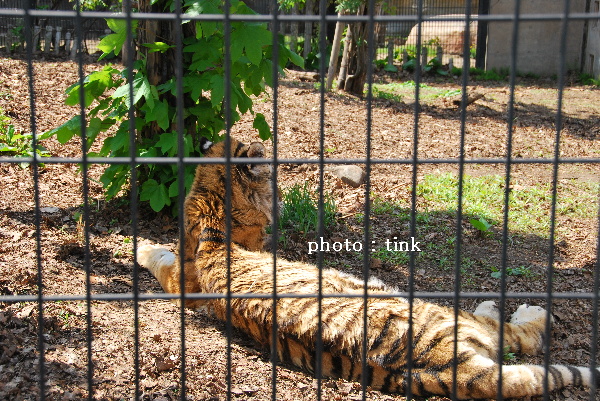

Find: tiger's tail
[494,364,599,399]
[407,361,600,399]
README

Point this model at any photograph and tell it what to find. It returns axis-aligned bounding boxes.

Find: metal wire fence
[0,0,599,400]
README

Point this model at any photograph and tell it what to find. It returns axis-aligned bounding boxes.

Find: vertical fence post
[403,48,408,64]
[436,45,443,63]
[421,46,428,71]
[55,26,62,55]
[65,31,72,54]
[5,26,13,53]
[70,35,78,59]
[387,40,394,65]
[44,26,53,53]
[33,26,41,53]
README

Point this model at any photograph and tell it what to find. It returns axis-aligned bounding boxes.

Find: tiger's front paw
[137,244,175,277]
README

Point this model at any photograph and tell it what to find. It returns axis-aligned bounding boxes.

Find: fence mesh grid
[0,0,600,400]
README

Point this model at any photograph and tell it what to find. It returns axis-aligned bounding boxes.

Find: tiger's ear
[200,137,214,154]
[247,142,265,158]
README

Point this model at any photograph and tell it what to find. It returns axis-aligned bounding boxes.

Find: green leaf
[139,146,157,158]
[279,42,304,69]
[230,23,272,65]
[232,85,252,114]
[155,132,178,156]
[183,75,211,102]
[253,113,271,140]
[260,59,274,88]
[168,179,180,198]
[142,42,174,53]
[100,125,130,155]
[46,115,82,144]
[140,179,171,212]
[112,74,156,109]
[470,217,492,232]
[143,99,170,130]
[99,163,129,199]
[384,64,399,73]
[209,75,224,108]
[185,0,221,38]
[168,166,196,198]
[86,117,104,148]
[98,19,138,57]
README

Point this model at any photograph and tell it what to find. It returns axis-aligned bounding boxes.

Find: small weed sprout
[470,217,493,236]
[0,107,51,166]
[503,346,517,361]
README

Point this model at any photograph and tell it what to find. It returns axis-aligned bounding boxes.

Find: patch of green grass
[371,81,463,103]
[394,44,440,61]
[349,174,596,282]
[436,89,462,98]
[371,81,432,102]
[578,73,600,87]
[417,172,599,239]
[355,194,416,225]
[490,265,534,279]
[372,86,404,102]
[371,246,410,265]
[276,182,337,237]
[371,194,409,216]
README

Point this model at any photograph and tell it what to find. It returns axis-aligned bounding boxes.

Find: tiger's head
[189,137,273,251]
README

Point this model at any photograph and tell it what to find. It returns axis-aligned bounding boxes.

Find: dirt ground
[1,55,600,401]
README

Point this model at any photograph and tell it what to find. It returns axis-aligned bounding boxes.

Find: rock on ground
[326,165,366,188]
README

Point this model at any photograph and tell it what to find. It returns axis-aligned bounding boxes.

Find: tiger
[137,137,599,399]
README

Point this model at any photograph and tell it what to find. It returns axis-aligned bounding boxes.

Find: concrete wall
[486,0,586,76]
[584,0,600,78]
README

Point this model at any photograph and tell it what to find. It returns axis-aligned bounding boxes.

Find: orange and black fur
[138,138,599,399]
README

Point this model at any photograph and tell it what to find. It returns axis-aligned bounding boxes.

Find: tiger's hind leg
[473,300,500,321]
[473,301,549,356]
[505,304,550,355]
[510,303,551,326]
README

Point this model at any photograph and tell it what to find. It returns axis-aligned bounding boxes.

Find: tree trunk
[325,12,345,91]
[337,21,353,90]
[341,7,368,97]
[289,4,299,54]
[303,0,314,59]
[137,0,197,140]
[137,0,173,139]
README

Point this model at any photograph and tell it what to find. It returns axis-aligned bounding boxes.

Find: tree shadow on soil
[281,79,600,142]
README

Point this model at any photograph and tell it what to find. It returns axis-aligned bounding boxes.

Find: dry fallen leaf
[155,354,179,372]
